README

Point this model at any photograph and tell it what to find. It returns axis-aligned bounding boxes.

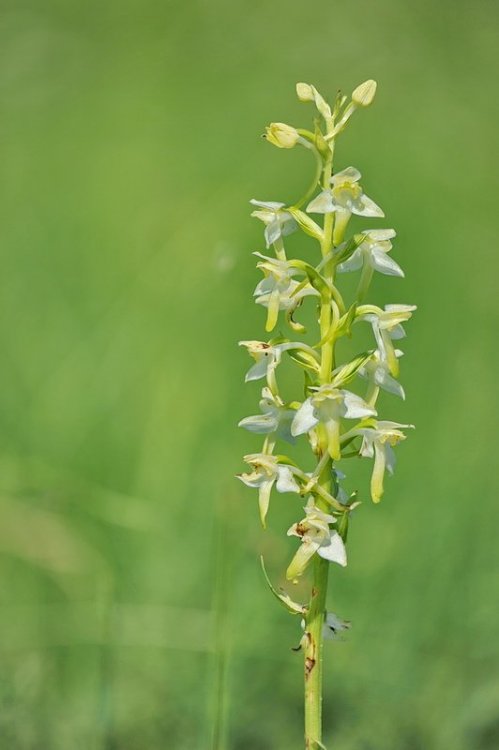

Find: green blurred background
[0,0,498,747]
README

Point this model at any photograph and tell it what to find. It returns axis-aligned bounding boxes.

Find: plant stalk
[304,125,336,749]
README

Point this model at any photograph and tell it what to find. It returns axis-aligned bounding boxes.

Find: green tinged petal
[265,289,280,332]
[325,419,341,460]
[286,541,319,581]
[258,480,273,527]
[371,443,386,503]
[381,330,400,377]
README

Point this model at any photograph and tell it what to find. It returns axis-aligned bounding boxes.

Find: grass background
[0,0,498,747]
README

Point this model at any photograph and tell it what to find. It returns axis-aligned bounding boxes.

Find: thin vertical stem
[304,120,337,749]
[304,556,329,748]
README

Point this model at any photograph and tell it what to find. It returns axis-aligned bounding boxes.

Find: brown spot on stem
[305,657,316,679]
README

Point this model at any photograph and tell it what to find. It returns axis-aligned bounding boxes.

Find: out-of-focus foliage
[0,0,498,747]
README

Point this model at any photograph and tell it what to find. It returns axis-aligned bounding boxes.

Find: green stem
[304,556,329,749]
[304,126,336,750]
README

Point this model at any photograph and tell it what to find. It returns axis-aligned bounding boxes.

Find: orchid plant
[237,79,415,749]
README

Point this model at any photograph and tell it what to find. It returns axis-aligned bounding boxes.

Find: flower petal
[250,199,285,210]
[323,611,351,640]
[306,190,335,214]
[291,399,318,436]
[258,479,274,527]
[325,418,341,460]
[389,324,406,340]
[275,466,300,494]
[371,442,386,503]
[365,228,396,241]
[342,391,377,419]
[317,531,347,567]
[371,248,404,277]
[374,367,405,399]
[380,330,400,376]
[238,413,278,434]
[245,358,269,382]
[331,166,361,185]
[264,220,281,247]
[384,443,397,475]
[265,288,280,332]
[352,193,384,218]
[337,248,363,274]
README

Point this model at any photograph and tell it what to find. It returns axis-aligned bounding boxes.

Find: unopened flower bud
[296,82,315,102]
[265,122,299,149]
[352,79,377,107]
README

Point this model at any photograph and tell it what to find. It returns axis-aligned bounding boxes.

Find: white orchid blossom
[359,348,405,401]
[306,167,384,218]
[238,339,319,384]
[250,200,298,248]
[238,387,295,443]
[356,420,414,502]
[337,228,403,277]
[291,384,376,460]
[297,611,351,648]
[238,340,281,382]
[253,253,320,332]
[359,304,416,377]
[286,500,347,580]
[323,611,351,641]
[237,453,300,527]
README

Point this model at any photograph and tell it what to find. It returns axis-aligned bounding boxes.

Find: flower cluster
[236,80,415,646]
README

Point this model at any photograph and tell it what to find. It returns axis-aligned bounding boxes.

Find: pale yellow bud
[352,79,377,107]
[296,82,314,102]
[265,122,299,149]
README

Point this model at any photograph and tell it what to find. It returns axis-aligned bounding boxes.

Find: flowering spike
[237,80,415,748]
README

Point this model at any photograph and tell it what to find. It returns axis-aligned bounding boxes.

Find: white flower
[286,499,347,580]
[360,304,416,377]
[253,253,319,332]
[238,340,281,382]
[359,349,405,400]
[250,200,298,248]
[323,612,351,641]
[356,420,414,502]
[337,229,404,278]
[238,387,295,443]
[237,453,300,526]
[291,384,376,460]
[238,339,319,383]
[306,167,384,218]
